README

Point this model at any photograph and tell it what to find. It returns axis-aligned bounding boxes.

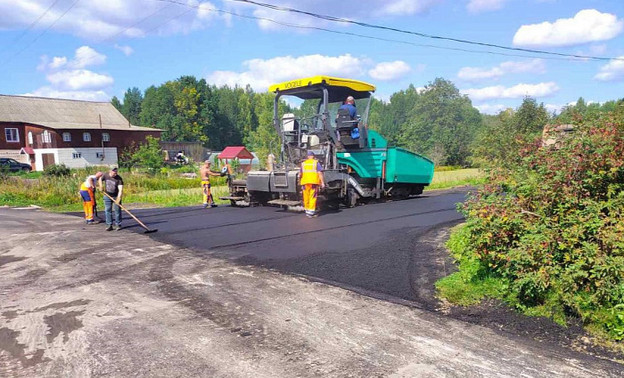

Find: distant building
[0,95,161,171]
[218,146,257,173]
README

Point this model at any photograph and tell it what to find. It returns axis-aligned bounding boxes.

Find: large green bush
[456,113,624,340]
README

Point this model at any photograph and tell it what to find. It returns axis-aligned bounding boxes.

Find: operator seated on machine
[336,96,360,146]
[338,95,357,119]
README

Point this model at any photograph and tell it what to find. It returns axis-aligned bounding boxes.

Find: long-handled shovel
[102,192,158,234]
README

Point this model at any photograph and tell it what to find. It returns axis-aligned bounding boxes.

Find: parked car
[0,158,32,172]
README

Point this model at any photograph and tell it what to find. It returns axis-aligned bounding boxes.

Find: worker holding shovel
[99,166,124,231]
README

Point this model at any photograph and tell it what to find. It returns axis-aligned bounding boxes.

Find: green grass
[428,168,485,190]
[435,224,507,305]
[436,224,569,327]
[0,166,230,212]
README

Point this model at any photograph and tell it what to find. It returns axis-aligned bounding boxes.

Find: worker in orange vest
[300,151,325,218]
[79,171,103,224]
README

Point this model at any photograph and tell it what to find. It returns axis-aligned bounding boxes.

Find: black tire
[410,185,424,196]
[249,191,270,206]
[346,188,359,208]
[22,167,31,173]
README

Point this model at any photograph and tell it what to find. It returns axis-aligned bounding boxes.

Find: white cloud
[457,59,545,81]
[39,46,106,71]
[368,61,412,81]
[594,56,624,82]
[474,103,508,114]
[29,46,113,101]
[46,69,114,91]
[49,56,68,70]
[114,44,134,56]
[0,0,226,40]
[513,9,623,47]
[467,0,507,14]
[207,54,368,90]
[462,82,559,101]
[22,87,111,102]
[72,46,107,68]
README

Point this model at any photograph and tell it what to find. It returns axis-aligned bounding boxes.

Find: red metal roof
[20,147,35,155]
[218,146,254,160]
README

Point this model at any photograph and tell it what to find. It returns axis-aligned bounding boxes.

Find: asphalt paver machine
[222,76,434,208]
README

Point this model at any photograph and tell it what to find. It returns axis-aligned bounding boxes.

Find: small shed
[218,146,255,173]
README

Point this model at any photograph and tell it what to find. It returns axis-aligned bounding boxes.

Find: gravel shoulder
[1,208,622,377]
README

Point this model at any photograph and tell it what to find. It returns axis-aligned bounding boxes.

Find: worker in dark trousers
[99,166,124,231]
[300,151,325,218]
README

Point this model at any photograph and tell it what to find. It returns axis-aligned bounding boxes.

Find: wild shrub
[43,164,70,177]
[458,113,624,340]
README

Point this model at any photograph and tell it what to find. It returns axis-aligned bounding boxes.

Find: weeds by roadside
[436,113,624,347]
[0,166,229,212]
[428,168,485,190]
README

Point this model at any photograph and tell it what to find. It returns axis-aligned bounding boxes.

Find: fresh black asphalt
[117,187,471,304]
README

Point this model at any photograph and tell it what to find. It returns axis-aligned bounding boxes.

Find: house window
[63,132,71,142]
[102,132,110,142]
[5,128,19,142]
[72,152,82,159]
[42,130,51,143]
[83,132,91,142]
[96,152,105,159]
[28,131,33,145]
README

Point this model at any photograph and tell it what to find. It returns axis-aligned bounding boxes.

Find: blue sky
[0,0,623,114]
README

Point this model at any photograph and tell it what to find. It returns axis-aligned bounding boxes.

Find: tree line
[113,75,624,168]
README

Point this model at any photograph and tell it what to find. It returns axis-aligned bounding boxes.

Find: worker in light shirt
[79,171,103,224]
[299,151,325,218]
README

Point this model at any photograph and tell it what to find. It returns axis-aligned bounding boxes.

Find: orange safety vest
[300,158,321,185]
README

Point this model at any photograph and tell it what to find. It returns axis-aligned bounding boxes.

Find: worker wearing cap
[300,151,325,218]
[99,166,124,231]
[338,96,357,119]
[200,160,221,208]
[79,171,103,224]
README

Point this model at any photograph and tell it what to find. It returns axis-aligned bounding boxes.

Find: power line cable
[2,0,63,50]
[153,0,588,62]
[229,0,623,62]
[2,0,81,65]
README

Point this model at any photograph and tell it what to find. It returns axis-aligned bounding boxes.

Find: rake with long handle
[102,192,158,234]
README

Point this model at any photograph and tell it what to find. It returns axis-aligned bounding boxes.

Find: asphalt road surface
[2,188,624,377]
[124,187,468,305]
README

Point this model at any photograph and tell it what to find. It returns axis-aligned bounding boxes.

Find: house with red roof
[0,95,161,171]
[217,146,255,173]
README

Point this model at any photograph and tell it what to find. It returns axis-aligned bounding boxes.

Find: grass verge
[428,168,485,190]
[436,224,624,354]
[0,167,230,212]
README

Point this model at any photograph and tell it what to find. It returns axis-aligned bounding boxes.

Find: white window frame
[102,132,110,142]
[83,132,91,142]
[62,132,71,142]
[72,152,82,159]
[28,131,33,145]
[5,128,19,143]
[42,130,51,144]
